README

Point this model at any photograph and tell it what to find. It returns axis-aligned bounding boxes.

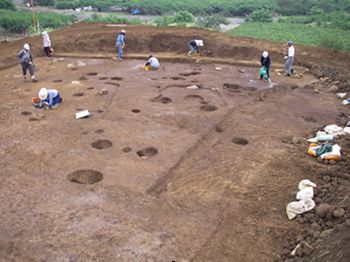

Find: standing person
[260,51,271,80]
[144,55,160,70]
[17,43,36,82]
[285,41,295,76]
[187,40,204,56]
[116,30,126,61]
[42,31,52,58]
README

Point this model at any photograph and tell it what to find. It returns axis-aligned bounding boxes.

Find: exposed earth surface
[0,24,349,262]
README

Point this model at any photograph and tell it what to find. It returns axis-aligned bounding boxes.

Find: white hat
[23,43,30,50]
[121,30,126,34]
[39,88,48,100]
[262,51,269,58]
[195,40,204,47]
[42,31,48,35]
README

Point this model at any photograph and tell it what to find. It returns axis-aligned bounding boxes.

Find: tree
[0,0,16,10]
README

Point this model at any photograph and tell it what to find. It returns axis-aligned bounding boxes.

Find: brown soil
[0,23,349,261]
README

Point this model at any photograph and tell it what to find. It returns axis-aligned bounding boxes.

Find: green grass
[0,9,75,33]
[229,22,350,52]
[83,14,141,24]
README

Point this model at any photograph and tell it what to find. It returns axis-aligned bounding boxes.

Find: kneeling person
[144,55,160,70]
[39,88,62,109]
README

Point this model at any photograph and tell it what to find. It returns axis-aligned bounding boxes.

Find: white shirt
[43,34,51,47]
[149,57,160,69]
[288,45,295,57]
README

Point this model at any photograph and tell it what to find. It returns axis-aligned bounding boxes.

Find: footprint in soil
[216,125,224,133]
[95,129,104,134]
[232,137,249,145]
[184,95,205,103]
[91,139,113,150]
[67,170,103,184]
[180,72,201,77]
[105,82,120,87]
[73,92,84,97]
[170,76,186,80]
[137,147,158,159]
[53,79,63,83]
[28,117,39,122]
[150,95,172,104]
[87,72,98,76]
[21,111,32,116]
[131,109,141,113]
[98,77,108,80]
[110,76,123,81]
[223,83,241,93]
[303,115,318,123]
[200,104,218,112]
[224,83,257,92]
[122,147,132,153]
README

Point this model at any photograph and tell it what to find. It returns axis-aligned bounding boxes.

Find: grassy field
[229,22,350,52]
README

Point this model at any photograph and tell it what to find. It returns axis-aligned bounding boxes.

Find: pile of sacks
[286,180,317,220]
[306,124,350,162]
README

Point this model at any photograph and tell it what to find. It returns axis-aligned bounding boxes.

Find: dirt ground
[0,24,349,262]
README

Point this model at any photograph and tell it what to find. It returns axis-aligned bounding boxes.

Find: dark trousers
[21,62,34,76]
[52,93,62,106]
[265,65,270,79]
[44,47,52,57]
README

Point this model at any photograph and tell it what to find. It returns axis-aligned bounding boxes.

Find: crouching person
[144,55,160,70]
[17,43,36,82]
[38,87,62,109]
[187,40,204,56]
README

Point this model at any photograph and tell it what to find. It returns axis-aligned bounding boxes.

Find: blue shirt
[39,89,59,108]
[116,33,125,46]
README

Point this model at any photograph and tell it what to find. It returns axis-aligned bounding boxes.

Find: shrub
[0,0,16,10]
[154,16,171,27]
[196,15,229,31]
[55,1,78,10]
[35,0,55,6]
[172,11,194,24]
[249,9,273,23]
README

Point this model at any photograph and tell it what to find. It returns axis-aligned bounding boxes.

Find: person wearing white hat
[38,87,62,109]
[260,51,271,80]
[285,41,295,76]
[115,29,126,61]
[42,31,52,58]
[17,43,36,82]
[187,39,204,56]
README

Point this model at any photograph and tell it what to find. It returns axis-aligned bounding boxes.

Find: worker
[17,43,36,82]
[42,31,52,58]
[187,40,204,56]
[144,55,160,70]
[116,30,126,61]
[260,51,271,80]
[285,41,295,76]
[38,87,62,109]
